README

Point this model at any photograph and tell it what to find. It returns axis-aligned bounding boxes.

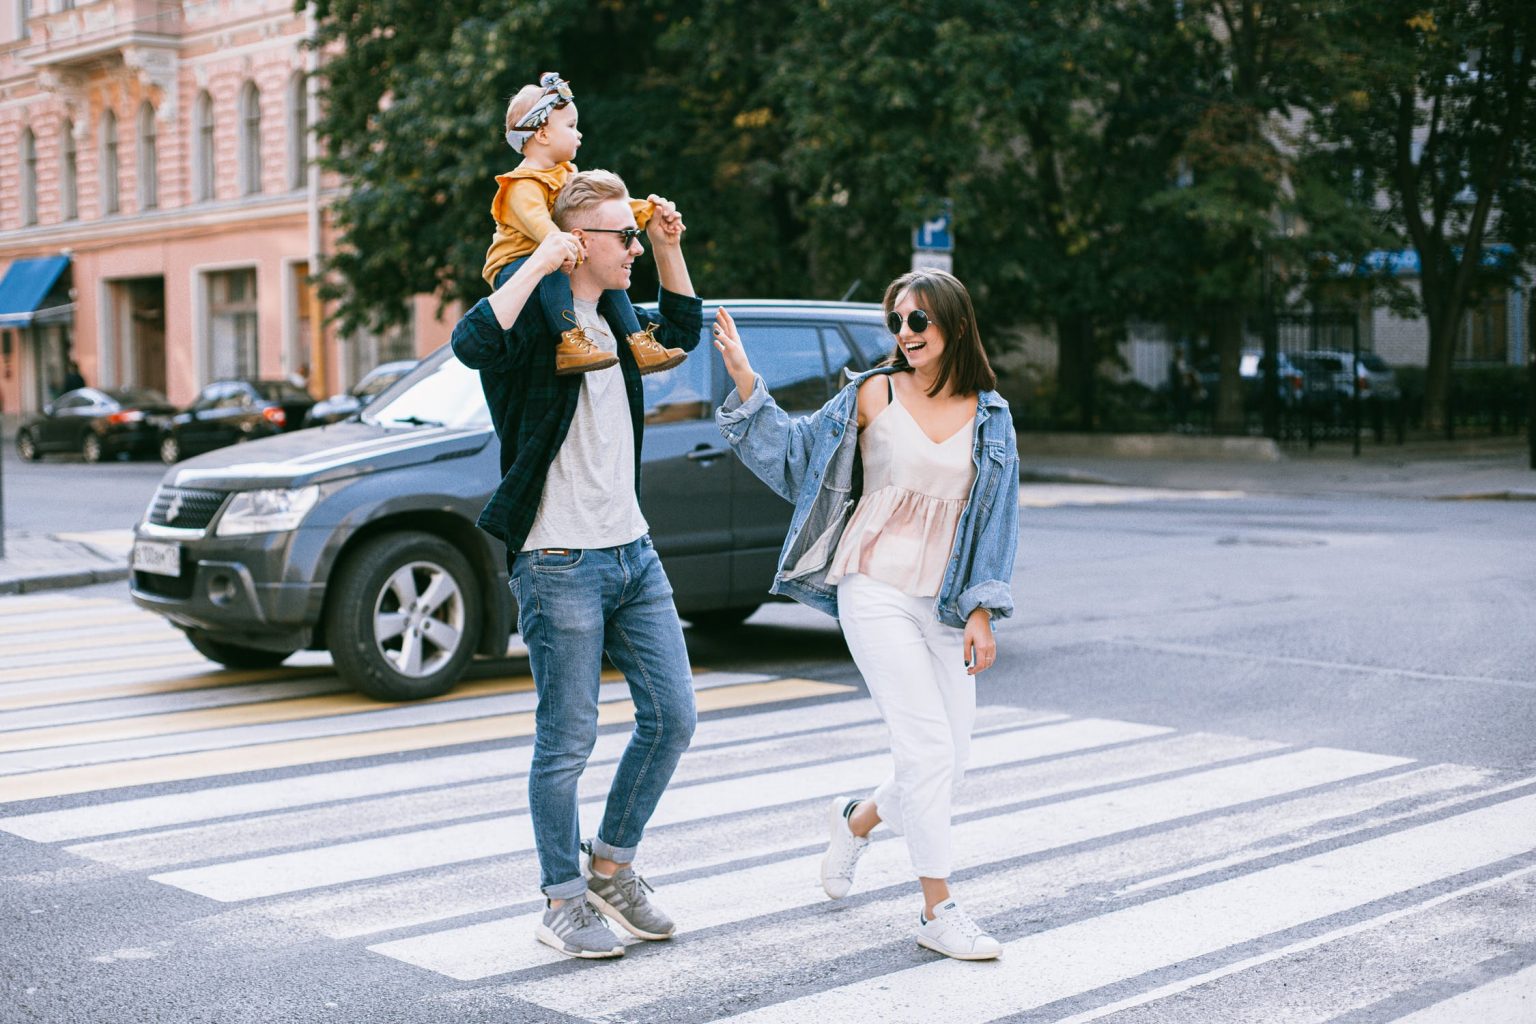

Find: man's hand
[712,307,755,399]
[530,229,585,277]
[645,194,685,247]
[962,608,996,677]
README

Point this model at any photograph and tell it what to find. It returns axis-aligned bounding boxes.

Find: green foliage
[1310,0,1536,426]
[307,0,1534,436]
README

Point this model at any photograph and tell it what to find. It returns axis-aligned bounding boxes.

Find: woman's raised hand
[712,307,756,398]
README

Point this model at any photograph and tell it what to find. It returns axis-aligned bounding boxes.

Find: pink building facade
[0,0,452,417]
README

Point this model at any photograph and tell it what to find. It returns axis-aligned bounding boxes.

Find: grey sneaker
[819,796,870,899]
[535,898,625,959]
[582,843,675,940]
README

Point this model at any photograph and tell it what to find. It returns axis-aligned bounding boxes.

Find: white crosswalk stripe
[2,592,1533,1021]
[144,716,1172,902]
[714,793,1536,1024]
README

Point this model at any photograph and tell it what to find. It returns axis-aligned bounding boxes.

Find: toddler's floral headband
[505,72,573,152]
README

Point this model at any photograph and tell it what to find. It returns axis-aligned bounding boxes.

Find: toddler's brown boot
[555,314,619,376]
[626,322,686,376]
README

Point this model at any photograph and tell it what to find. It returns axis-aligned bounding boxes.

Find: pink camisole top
[826,384,977,599]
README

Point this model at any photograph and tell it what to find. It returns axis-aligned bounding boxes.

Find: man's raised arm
[644,194,695,299]
[451,230,583,371]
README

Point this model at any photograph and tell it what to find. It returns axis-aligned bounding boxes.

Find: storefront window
[207,269,259,380]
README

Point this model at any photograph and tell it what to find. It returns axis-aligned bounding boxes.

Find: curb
[1021,432,1283,462]
[1433,490,1536,502]
[0,565,130,595]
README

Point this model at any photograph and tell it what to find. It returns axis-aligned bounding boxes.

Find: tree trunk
[1055,315,1099,431]
[1422,295,1458,434]
[1212,306,1246,435]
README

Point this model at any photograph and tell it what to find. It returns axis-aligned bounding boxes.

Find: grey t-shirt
[520,297,649,552]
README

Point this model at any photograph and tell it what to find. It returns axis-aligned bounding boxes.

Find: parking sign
[913,203,954,253]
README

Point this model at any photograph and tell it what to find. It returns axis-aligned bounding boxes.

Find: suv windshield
[363,352,493,429]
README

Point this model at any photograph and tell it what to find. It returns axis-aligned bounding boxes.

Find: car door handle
[686,445,730,462]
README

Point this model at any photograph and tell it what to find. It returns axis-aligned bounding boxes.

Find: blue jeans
[511,535,697,899]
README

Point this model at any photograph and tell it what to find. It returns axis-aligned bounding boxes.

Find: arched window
[138,102,158,210]
[21,129,38,225]
[61,120,77,220]
[239,80,262,195]
[194,90,214,201]
[101,108,120,214]
[288,70,309,191]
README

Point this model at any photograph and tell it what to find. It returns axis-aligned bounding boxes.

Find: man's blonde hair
[552,170,629,230]
[504,83,545,133]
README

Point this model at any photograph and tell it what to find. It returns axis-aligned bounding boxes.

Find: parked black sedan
[159,379,317,464]
[15,387,177,462]
[303,360,417,428]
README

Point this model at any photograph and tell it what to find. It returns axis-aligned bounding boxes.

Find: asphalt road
[1,488,1533,1022]
[0,438,166,534]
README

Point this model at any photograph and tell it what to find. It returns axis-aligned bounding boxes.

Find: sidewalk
[1,437,1531,597]
[0,530,132,595]
[1022,434,1536,501]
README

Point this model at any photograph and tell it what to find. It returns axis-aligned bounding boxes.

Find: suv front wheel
[326,531,481,701]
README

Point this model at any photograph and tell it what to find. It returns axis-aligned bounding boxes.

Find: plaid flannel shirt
[450,267,703,555]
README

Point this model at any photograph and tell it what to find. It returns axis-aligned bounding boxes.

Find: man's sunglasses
[887,309,931,335]
[580,227,644,246]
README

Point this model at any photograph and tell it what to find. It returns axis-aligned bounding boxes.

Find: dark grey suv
[129,300,892,700]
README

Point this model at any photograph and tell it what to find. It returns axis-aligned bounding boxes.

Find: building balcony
[21,0,182,70]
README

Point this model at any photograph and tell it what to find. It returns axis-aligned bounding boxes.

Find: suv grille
[148,486,227,530]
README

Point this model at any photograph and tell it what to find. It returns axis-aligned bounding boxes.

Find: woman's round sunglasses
[887,309,930,335]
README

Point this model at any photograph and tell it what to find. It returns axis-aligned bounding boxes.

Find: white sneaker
[915,899,1002,961]
[819,796,870,899]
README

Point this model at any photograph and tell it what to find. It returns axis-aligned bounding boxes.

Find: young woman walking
[713,269,1019,960]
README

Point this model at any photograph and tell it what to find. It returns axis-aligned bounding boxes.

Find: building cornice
[0,189,341,257]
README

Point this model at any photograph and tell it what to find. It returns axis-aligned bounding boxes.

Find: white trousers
[836,573,976,879]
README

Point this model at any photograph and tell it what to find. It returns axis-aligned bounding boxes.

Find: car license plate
[131,539,180,577]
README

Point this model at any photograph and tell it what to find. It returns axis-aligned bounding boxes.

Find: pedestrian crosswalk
[2,591,1533,1022]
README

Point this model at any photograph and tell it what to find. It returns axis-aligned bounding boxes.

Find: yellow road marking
[0,664,627,716]
[0,651,209,685]
[0,667,327,713]
[0,611,150,637]
[0,673,550,752]
[0,679,852,802]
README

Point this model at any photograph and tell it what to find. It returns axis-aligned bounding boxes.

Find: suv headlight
[215,486,320,536]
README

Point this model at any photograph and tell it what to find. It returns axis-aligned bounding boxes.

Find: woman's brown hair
[881,269,996,397]
[884,268,1001,396]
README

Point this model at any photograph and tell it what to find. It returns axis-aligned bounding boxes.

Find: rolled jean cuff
[543,875,589,901]
[592,835,638,864]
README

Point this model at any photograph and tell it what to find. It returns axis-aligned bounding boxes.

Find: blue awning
[1347,244,1515,277]
[0,255,71,327]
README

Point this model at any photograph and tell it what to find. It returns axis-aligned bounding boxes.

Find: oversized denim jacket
[716,366,1019,629]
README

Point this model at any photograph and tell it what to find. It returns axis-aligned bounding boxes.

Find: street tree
[1317,0,1536,431]
[772,0,1205,428]
[307,0,688,335]
[1153,0,1355,435]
